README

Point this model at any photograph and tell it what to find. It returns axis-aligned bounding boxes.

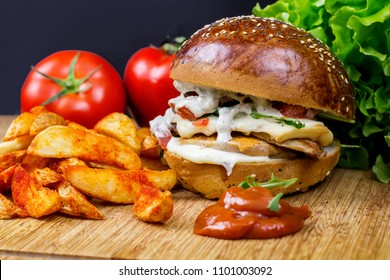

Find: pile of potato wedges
[0,106,177,223]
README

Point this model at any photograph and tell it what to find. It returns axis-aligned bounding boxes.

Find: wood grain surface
[0,115,389,260]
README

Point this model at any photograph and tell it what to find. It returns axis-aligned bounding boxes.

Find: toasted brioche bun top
[171,16,355,121]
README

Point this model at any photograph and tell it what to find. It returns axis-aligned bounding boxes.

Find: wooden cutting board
[0,115,389,260]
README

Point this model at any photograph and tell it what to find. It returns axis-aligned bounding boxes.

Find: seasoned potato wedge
[139,168,177,191]
[32,167,63,187]
[50,158,87,174]
[0,150,27,192]
[0,165,17,193]
[2,112,36,142]
[0,135,34,155]
[27,125,142,170]
[94,112,141,154]
[137,127,161,159]
[11,166,62,218]
[2,106,48,141]
[22,154,51,172]
[56,180,104,220]
[133,186,173,223]
[67,121,90,131]
[29,112,67,136]
[63,166,177,204]
[0,150,26,171]
[0,193,28,219]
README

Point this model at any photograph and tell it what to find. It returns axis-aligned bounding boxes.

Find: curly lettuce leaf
[252,0,331,43]
[253,0,390,183]
[373,155,390,183]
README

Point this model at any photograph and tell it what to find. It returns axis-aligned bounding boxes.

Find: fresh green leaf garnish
[238,175,258,189]
[260,173,298,190]
[283,118,306,129]
[239,173,298,190]
[268,193,284,212]
[250,109,305,129]
[238,174,298,212]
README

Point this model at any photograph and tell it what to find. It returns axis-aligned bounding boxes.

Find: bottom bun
[164,142,340,199]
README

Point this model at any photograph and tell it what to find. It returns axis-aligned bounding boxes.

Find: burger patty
[251,132,326,159]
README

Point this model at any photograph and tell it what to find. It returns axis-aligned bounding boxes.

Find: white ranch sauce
[150,81,334,174]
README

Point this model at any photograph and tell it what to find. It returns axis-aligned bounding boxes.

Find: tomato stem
[41,89,68,106]
[30,67,66,87]
[31,52,102,107]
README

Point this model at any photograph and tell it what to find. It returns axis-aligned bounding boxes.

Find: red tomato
[192,118,209,127]
[124,46,180,126]
[21,50,126,128]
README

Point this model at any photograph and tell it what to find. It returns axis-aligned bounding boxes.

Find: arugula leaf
[238,174,258,189]
[259,173,298,189]
[252,0,390,183]
[239,173,298,190]
[250,109,305,129]
[268,193,284,212]
[238,174,298,212]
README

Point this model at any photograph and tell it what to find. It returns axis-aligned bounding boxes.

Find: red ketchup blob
[194,186,310,239]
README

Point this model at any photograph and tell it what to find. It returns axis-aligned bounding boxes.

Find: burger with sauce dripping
[150,15,355,199]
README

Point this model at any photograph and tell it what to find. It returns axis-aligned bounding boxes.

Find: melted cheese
[174,114,333,147]
[167,137,284,176]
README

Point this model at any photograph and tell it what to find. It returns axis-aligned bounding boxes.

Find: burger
[150,15,355,199]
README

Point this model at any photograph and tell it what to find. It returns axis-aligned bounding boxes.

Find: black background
[0,0,274,115]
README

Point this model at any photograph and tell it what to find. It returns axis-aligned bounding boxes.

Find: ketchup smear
[194,186,310,239]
